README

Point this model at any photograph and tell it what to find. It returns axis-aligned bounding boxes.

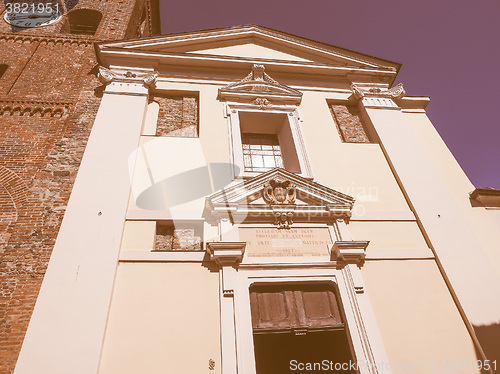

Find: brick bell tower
[0,1,160,373]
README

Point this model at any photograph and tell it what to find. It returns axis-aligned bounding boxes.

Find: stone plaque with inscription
[239,227,332,257]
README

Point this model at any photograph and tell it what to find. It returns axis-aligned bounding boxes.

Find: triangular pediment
[96,25,400,75]
[186,43,314,63]
[205,169,354,224]
[218,64,302,104]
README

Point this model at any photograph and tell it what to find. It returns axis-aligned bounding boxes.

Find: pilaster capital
[351,83,405,109]
[330,240,369,267]
[206,242,246,267]
[98,66,158,95]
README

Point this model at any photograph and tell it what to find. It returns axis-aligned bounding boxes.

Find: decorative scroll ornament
[97,66,158,88]
[253,97,272,109]
[143,71,159,87]
[263,179,296,205]
[97,66,116,85]
[351,83,405,100]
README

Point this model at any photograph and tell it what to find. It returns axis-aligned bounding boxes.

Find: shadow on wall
[474,322,500,374]
[136,163,236,210]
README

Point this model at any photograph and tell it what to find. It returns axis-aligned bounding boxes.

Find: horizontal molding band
[365,248,434,260]
[126,210,204,220]
[350,211,416,221]
[126,210,416,222]
[119,250,206,262]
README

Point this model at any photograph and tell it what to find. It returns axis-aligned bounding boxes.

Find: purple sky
[159,0,499,188]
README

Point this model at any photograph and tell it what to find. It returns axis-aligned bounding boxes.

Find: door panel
[250,284,344,333]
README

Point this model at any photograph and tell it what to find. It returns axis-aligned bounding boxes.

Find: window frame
[225,103,313,179]
[241,133,284,172]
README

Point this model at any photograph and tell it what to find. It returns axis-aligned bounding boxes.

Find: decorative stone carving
[237,64,279,86]
[98,66,159,88]
[263,178,296,204]
[97,66,115,85]
[253,97,272,109]
[330,240,370,266]
[351,83,405,99]
[274,211,294,229]
[206,242,246,297]
[205,168,355,225]
[218,64,302,105]
[206,242,246,267]
[143,72,159,87]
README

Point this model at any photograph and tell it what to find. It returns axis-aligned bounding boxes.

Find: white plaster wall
[404,111,500,277]
[299,91,411,213]
[120,221,156,251]
[187,43,313,62]
[365,106,500,328]
[486,209,500,230]
[362,260,481,374]
[348,221,428,251]
[99,263,221,374]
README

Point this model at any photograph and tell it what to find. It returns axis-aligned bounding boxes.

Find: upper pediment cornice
[97,25,399,71]
[96,25,400,86]
[96,48,398,87]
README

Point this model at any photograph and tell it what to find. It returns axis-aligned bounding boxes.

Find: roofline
[95,48,398,86]
[95,24,401,85]
[128,24,402,69]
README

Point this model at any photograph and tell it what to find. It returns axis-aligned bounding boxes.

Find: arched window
[0,64,8,79]
[67,9,102,35]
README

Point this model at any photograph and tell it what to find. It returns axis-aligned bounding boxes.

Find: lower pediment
[205,168,354,226]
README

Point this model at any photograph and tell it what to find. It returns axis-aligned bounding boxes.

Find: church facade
[2,20,500,374]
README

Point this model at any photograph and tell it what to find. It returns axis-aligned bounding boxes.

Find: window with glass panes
[241,133,284,172]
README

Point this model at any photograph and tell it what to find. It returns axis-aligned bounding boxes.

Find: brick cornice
[0,32,101,46]
[0,99,73,117]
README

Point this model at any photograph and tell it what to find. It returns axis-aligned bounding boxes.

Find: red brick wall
[0,1,161,372]
[155,225,202,251]
[331,104,371,143]
[154,95,199,137]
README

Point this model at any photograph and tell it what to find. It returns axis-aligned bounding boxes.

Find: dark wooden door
[250,284,344,334]
[250,283,358,374]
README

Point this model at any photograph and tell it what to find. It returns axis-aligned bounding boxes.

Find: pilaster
[354,82,500,359]
[207,242,245,374]
[14,68,158,374]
